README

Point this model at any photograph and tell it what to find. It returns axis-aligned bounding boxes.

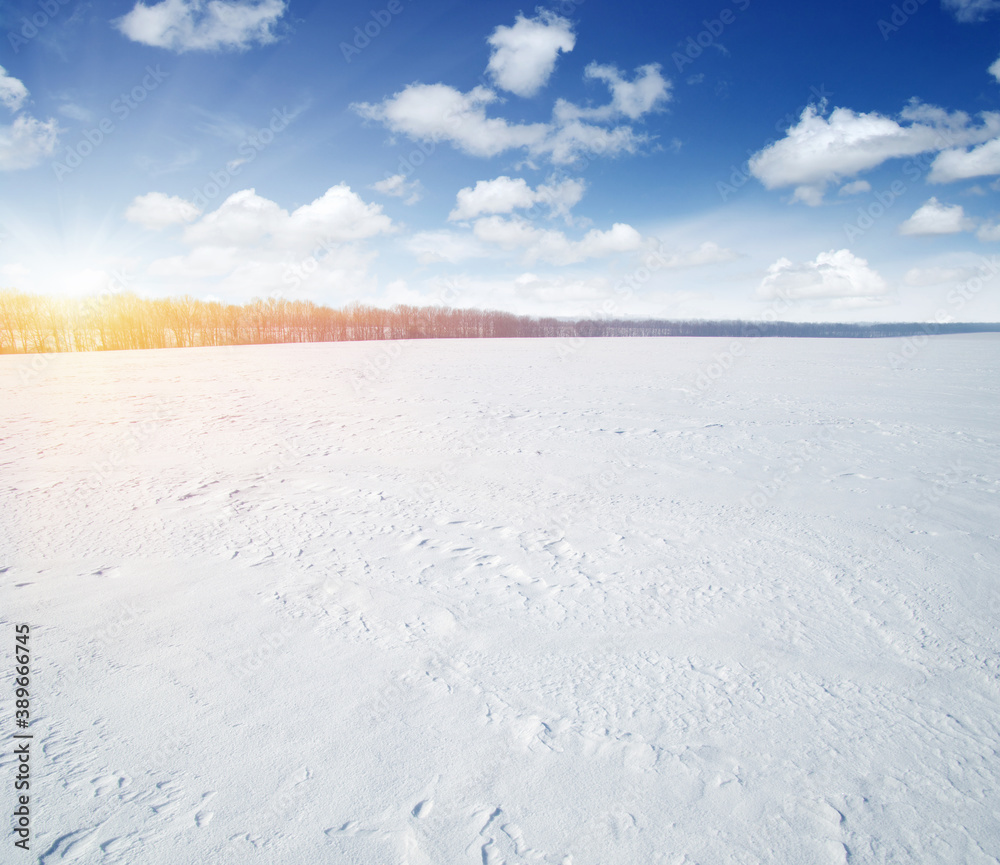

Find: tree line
[0,289,997,354]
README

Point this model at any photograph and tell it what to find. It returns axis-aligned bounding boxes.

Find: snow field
[1,335,999,864]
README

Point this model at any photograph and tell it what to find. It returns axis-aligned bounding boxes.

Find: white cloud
[278,185,394,246]
[412,220,733,272]
[143,185,393,296]
[405,230,489,264]
[147,248,240,279]
[943,0,1000,22]
[448,175,585,221]
[0,67,58,171]
[114,0,287,52]
[655,241,740,269]
[792,185,826,207]
[556,63,671,122]
[354,81,654,165]
[838,180,872,196]
[898,197,975,235]
[0,115,59,170]
[486,11,575,97]
[928,137,1000,182]
[354,17,668,168]
[183,188,285,246]
[0,66,29,112]
[749,102,1000,200]
[990,54,1000,82]
[126,192,203,229]
[758,249,889,301]
[181,185,392,251]
[472,215,642,265]
[450,176,536,221]
[542,118,650,163]
[149,243,376,298]
[977,221,1000,241]
[406,214,643,267]
[354,84,550,158]
[371,173,422,204]
[511,272,611,305]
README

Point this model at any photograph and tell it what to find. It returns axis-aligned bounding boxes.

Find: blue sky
[3,0,1000,321]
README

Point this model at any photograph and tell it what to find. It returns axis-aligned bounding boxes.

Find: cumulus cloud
[838,180,872,196]
[976,221,1000,241]
[143,185,393,295]
[126,192,203,229]
[114,0,287,52]
[486,11,575,97]
[405,230,489,264]
[556,63,671,122]
[354,81,656,165]
[371,174,422,204]
[542,118,651,163]
[406,214,644,266]
[928,137,1000,182]
[149,242,377,298]
[749,102,1000,201]
[472,215,642,265]
[450,176,537,221]
[511,271,612,305]
[180,185,392,250]
[0,68,58,171]
[943,0,1000,22]
[182,188,284,246]
[792,185,826,207]
[0,115,59,170]
[278,185,393,246]
[758,249,890,301]
[354,84,550,159]
[655,241,740,269]
[898,197,975,235]
[354,15,668,166]
[0,66,29,112]
[448,175,585,221]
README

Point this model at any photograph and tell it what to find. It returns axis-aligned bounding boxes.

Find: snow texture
[1,335,999,864]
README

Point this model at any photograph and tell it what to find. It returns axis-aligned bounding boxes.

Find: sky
[2,0,1000,322]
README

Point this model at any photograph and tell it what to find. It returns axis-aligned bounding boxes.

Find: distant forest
[1,289,997,354]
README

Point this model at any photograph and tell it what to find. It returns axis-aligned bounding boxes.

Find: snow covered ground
[2,335,999,865]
